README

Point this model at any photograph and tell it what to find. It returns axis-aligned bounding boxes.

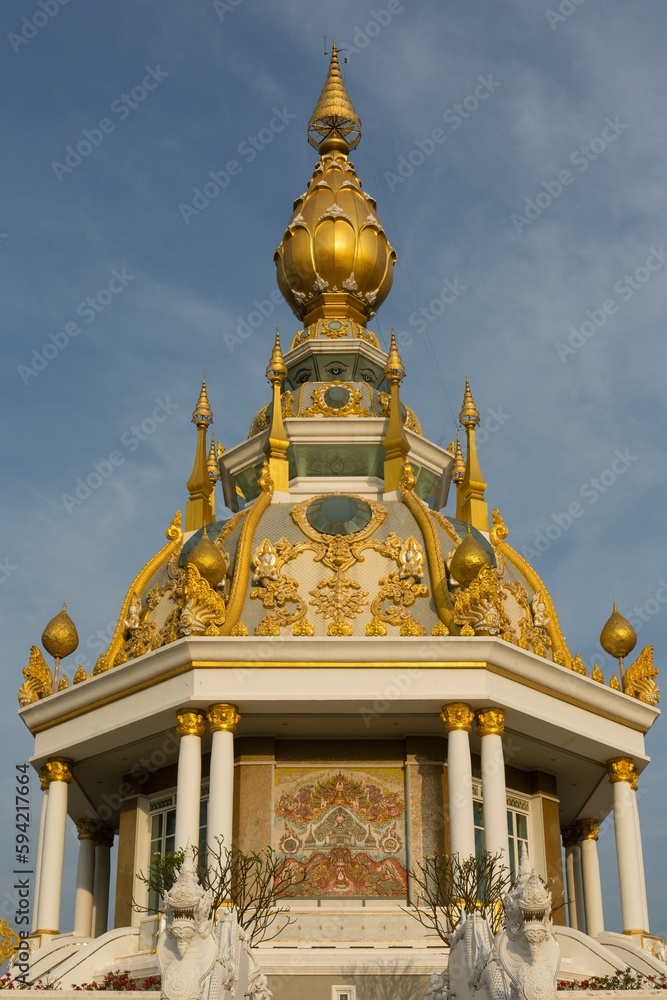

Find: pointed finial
[384,329,405,384]
[308,43,361,153]
[208,435,220,483]
[266,328,288,383]
[192,378,213,428]
[600,601,637,664]
[452,435,465,485]
[217,439,225,459]
[459,376,480,428]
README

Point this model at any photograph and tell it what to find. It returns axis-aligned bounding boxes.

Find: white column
[476,708,510,864]
[207,704,240,862]
[442,703,476,858]
[607,759,647,934]
[632,790,650,931]
[34,759,72,936]
[174,709,205,853]
[73,820,97,935]
[32,775,49,932]
[577,819,604,938]
[562,828,585,932]
[92,828,114,937]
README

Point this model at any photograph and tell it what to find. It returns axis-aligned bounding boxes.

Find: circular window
[306,495,373,536]
[323,385,351,410]
[326,320,344,331]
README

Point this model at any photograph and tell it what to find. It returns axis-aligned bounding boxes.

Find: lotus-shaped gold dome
[42,602,79,659]
[274,47,396,327]
[186,529,229,589]
[450,527,491,586]
[600,601,637,660]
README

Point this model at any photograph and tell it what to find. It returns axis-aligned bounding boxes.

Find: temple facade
[16,45,664,999]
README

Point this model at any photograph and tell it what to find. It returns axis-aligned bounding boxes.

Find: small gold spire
[217,439,225,459]
[449,525,491,586]
[600,601,637,680]
[264,330,290,492]
[192,377,213,428]
[383,329,409,492]
[452,435,466,518]
[458,377,488,531]
[308,42,361,153]
[459,376,480,428]
[207,435,220,484]
[186,378,215,532]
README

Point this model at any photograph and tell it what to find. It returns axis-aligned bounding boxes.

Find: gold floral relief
[302,381,371,418]
[453,565,515,640]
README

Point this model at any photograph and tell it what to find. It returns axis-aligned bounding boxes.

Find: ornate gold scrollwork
[453,565,515,640]
[302,381,371,418]
[607,757,638,790]
[18,646,53,707]
[623,645,660,705]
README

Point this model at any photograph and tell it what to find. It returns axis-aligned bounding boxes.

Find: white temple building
[15,45,664,1000]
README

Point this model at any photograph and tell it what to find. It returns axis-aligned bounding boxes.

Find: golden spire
[600,601,637,680]
[207,435,220,484]
[452,435,466,518]
[186,378,215,532]
[308,43,361,153]
[264,329,290,492]
[383,329,410,492]
[458,377,488,531]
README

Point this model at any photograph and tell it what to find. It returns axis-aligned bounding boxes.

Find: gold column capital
[575,818,600,842]
[561,826,579,849]
[208,703,240,733]
[76,818,100,841]
[441,702,474,734]
[607,757,638,791]
[176,708,206,738]
[41,758,73,786]
[475,707,505,737]
[94,826,115,849]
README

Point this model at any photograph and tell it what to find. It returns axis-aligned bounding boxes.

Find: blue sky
[2,0,667,939]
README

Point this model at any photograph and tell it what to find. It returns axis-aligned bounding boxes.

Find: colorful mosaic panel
[274,766,407,897]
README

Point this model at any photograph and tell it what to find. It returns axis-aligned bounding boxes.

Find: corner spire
[452,435,466,518]
[458,377,488,531]
[264,329,290,493]
[186,378,215,532]
[383,329,410,492]
[308,43,361,154]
